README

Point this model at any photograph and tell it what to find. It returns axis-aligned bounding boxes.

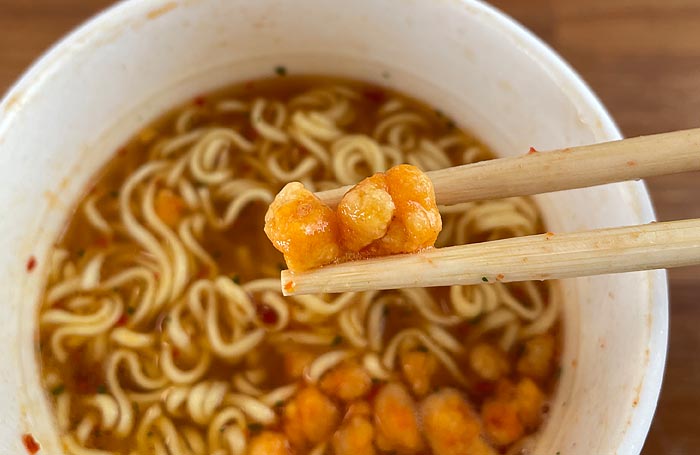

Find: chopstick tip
[280,269,296,296]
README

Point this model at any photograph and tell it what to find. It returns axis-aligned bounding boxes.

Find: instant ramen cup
[0,0,666,454]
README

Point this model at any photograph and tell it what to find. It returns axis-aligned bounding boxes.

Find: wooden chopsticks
[283,128,700,296]
[316,128,700,207]
[281,219,700,295]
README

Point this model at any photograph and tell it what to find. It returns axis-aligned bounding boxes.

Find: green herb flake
[77,249,86,258]
[416,346,429,353]
[331,335,343,346]
[274,400,284,408]
[382,306,390,317]
[147,431,154,437]
[277,262,286,271]
[481,276,489,282]
[247,423,264,433]
[51,385,65,396]
[274,65,287,76]
[126,306,135,315]
[232,275,241,285]
[556,366,563,379]
[109,190,119,198]
[97,384,107,394]
[381,70,391,79]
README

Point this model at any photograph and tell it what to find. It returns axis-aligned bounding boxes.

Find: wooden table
[1,1,698,453]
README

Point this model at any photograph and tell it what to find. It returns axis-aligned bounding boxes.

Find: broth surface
[38,75,560,455]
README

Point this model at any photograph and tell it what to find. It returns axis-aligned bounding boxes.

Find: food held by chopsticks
[270,128,700,296]
[264,164,441,271]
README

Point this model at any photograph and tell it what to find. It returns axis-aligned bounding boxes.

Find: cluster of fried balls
[264,164,441,271]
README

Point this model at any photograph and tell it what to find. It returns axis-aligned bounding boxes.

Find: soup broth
[38,76,560,455]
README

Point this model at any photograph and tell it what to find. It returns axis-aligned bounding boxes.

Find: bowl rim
[0,1,669,453]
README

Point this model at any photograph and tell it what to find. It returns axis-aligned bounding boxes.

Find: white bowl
[0,0,667,453]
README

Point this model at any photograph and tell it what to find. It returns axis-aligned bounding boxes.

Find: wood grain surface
[1,1,698,453]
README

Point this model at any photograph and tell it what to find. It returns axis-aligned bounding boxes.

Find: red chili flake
[362,89,386,104]
[627,160,636,166]
[242,125,258,141]
[117,147,127,156]
[22,433,40,454]
[457,322,472,336]
[74,371,102,395]
[527,146,538,155]
[256,303,279,326]
[474,381,496,395]
[116,313,128,327]
[496,273,505,281]
[544,232,555,240]
[154,272,160,281]
[26,256,37,272]
[75,374,93,394]
[196,266,209,279]
[95,236,111,248]
[193,95,206,106]
[283,280,295,294]
[172,347,180,359]
[245,81,256,91]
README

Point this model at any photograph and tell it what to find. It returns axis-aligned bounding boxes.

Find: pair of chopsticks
[282,128,700,296]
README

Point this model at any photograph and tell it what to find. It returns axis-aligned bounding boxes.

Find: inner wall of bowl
[0,0,665,453]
